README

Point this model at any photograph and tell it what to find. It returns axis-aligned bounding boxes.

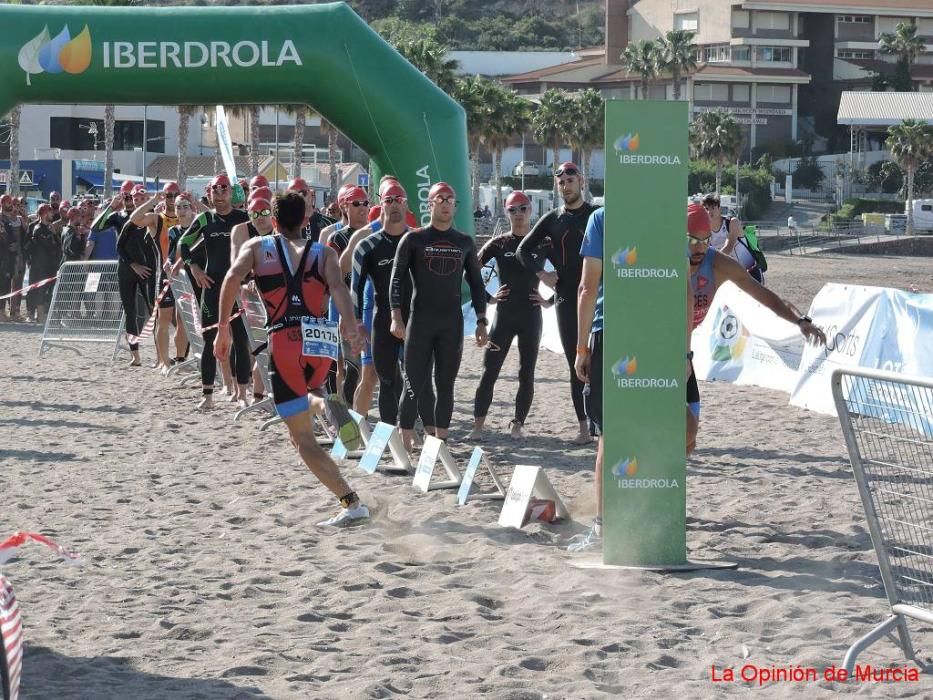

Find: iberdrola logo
[612,457,638,478]
[613,133,640,152]
[611,246,638,267]
[18,25,92,85]
[611,356,637,377]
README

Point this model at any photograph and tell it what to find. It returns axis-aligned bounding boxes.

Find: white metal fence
[167,271,204,383]
[832,367,933,672]
[39,261,126,361]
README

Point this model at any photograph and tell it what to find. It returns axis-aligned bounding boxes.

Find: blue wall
[0,160,63,198]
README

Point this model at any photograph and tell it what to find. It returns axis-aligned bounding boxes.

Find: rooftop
[837,90,933,127]
[741,0,933,17]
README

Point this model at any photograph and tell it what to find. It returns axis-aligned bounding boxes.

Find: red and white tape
[0,532,81,700]
[126,279,171,344]
[0,274,57,301]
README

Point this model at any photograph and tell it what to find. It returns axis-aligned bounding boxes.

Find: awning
[74,170,124,189]
[837,91,933,127]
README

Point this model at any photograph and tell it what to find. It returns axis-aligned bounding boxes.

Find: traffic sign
[358,172,369,187]
[19,171,33,185]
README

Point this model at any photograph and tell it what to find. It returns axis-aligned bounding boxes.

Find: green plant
[792,156,825,190]
[880,21,926,92]
[689,110,744,193]
[620,40,660,99]
[656,30,696,100]
[887,119,933,235]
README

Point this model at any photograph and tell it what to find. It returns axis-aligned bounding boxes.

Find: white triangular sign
[457,447,507,505]
[358,422,412,474]
[498,465,569,529]
[19,171,32,185]
[412,436,462,492]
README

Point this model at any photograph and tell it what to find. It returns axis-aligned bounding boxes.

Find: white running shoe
[566,521,602,553]
[317,503,370,528]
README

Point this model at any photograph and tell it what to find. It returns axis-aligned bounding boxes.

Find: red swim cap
[380,181,407,200]
[555,161,580,176]
[249,186,273,203]
[428,182,455,200]
[368,205,382,223]
[248,198,272,214]
[287,177,309,192]
[120,180,135,194]
[163,181,180,194]
[342,186,367,205]
[250,175,269,190]
[505,191,531,208]
[687,202,711,235]
[210,174,231,189]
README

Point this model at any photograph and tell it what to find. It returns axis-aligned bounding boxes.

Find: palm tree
[7,106,20,196]
[394,37,460,95]
[249,105,261,176]
[657,30,696,100]
[103,104,115,198]
[482,85,531,215]
[689,109,744,193]
[532,88,574,198]
[321,119,341,203]
[880,21,927,91]
[454,75,494,208]
[284,105,308,179]
[569,89,604,199]
[176,105,196,190]
[621,40,660,99]
[886,119,933,236]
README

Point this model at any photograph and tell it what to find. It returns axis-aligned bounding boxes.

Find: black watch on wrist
[476,318,488,326]
[686,351,694,361]
[797,315,813,325]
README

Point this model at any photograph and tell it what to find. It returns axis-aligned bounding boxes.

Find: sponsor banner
[790,284,885,415]
[603,100,688,566]
[691,280,803,392]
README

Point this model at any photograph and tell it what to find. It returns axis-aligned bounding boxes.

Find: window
[732,10,750,29]
[755,46,792,63]
[837,49,874,60]
[50,117,165,152]
[756,85,791,103]
[837,15,872,24]
[732,84,750,102]
[699,44,731,63]
[694,83,729,101]
[675,11,698,32]
[755,11,790,31]
[732,47,751,61]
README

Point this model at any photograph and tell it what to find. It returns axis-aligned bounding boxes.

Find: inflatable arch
[0,2,473,232]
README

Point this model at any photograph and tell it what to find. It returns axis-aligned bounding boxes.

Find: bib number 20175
[301,318,339,359]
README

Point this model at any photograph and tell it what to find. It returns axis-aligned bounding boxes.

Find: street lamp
[79,122,100,156]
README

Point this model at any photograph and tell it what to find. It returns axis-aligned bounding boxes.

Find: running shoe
[566,521,602,553]
[317,503,370,527]
[324,394,363,451]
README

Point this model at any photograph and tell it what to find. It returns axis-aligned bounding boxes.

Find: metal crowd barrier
[235,284,276,425]
[832,368,933,673]
[166,271,204,384]
[39,261,126,361]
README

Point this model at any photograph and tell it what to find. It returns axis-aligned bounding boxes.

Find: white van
[908,199,933,233]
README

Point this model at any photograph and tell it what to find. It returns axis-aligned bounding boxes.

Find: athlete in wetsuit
[685,202,825,454]
[286,178,335,242]
[131,182,180,372]
[516,161,597,444]
[116,186,159,366]
[215,192,369,528]
[471,191,552,440]
[229,194,275,402]
[390,182,488,449]
[178,174,252,408]
[352,180,436,429]
[24,204,60,323]
[0,194,22,320]
[163,193,196,366]
[324,185,370,405]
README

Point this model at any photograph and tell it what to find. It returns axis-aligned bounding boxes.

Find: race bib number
[301,317,339,359]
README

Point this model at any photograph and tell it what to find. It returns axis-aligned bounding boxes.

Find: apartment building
[504,0,933,157]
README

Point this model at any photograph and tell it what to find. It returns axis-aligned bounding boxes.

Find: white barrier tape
[0,274,57,301]
[0,531,81,567]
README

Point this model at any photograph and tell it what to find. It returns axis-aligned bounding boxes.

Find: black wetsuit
[25,221,61,316]
[516,202,597,423]
[0,217,21,314]
[390,225,486,430]
[304,211,335,243]
[116,220,159,351]
[178,209,251,389]
[325,225,360,403]
[352,227,435,426]
[474,233,549,425]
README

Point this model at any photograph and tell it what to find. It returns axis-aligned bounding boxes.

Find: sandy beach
[2,252,933,699]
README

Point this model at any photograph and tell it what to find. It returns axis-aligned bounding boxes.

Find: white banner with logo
[789,284,887,415]
[215,105,238,178]
[691,281,804,393]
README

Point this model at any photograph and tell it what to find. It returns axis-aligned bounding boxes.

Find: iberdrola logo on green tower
[19,25,93,85]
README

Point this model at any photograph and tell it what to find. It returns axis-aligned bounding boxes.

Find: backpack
[741,224,768,272]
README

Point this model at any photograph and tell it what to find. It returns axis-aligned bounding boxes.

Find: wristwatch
[476,317,488,326]
[797,315,813,325]
[686,351,694,361]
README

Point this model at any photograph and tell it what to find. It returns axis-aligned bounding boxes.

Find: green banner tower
[602,100,688,567]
